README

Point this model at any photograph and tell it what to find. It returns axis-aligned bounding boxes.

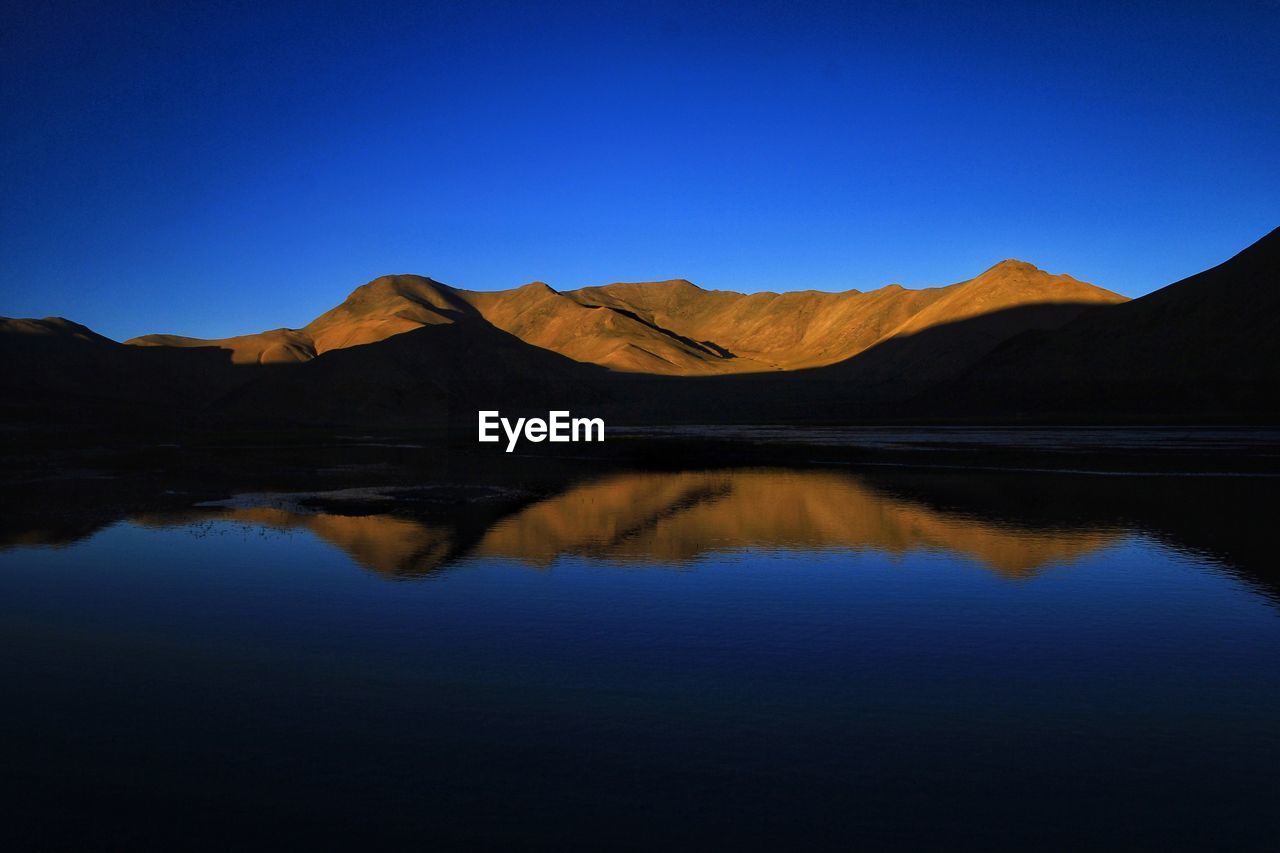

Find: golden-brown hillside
[125,261,1124,375]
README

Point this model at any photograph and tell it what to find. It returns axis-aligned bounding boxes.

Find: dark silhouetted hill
[931,227,1280,419]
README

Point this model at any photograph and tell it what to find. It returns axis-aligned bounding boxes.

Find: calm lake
[2,466,1278,849]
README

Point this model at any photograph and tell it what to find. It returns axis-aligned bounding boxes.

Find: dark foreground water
[2,467,1278,849]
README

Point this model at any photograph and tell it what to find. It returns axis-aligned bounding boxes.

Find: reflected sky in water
[1,467,1278,848]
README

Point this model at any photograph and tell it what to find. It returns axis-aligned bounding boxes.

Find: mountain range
[125,256,1120,375]
[2,227,1276,426]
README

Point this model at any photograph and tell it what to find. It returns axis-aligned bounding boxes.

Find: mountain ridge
[125,259,1124,375]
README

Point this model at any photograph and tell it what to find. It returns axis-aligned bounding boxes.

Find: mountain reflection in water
[111,470,1123,579]
[6,465,1277,601]
[30,466,1267,588]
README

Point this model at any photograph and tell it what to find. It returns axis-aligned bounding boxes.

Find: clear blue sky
[2,0,1276,341]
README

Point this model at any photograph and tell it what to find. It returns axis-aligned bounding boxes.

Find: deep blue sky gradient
[2,0,1277,340]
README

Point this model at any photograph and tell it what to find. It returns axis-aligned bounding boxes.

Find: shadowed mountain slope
[2,307,611,427]
[935,227,1280,418]
[0,316,243,422]
[213,318,612,426]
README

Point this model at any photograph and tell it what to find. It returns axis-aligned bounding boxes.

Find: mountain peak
[985,259,1041,275]
[593,278,702,292]
[515,281,558,294]
[352,273,448,295]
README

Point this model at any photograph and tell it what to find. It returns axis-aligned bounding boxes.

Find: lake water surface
[2,467,1277,849]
